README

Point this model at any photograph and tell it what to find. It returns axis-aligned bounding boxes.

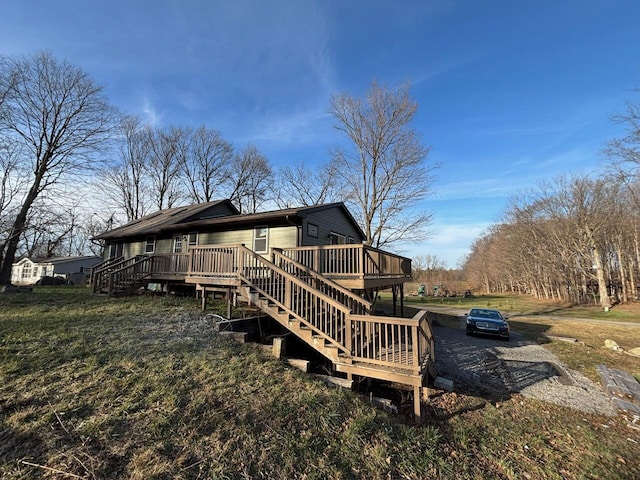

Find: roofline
[95,201,366,241]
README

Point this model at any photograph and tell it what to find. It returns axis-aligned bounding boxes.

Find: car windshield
[469,309,503,320]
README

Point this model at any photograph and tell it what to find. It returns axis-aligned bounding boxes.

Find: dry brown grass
[1,287,639,479]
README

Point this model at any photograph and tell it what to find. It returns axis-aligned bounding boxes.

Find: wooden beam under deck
[334,361,425,387]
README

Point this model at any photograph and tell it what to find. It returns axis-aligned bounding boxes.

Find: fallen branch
[20,460,83,479]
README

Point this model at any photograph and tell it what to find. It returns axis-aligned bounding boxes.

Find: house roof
[94,201,366,241]
[93,200,238,240]
[14,255,102,265]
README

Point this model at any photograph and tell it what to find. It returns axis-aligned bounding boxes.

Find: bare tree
[605,88,640,171]
[227,145,272,213]
[0,52,115,284]
[274,161,347,208]
[101,115,151,221]
[329,80,435,248]
[181,126,233,203]
[147,126,185,210]
[0,140,26,262]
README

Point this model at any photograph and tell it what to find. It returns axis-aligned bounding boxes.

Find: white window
[145,236,156,254]
[253,227,268,253]
[21,264,32,279]
[173,234,183,253]
[188,232,198,249]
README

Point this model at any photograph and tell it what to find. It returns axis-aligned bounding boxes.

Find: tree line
[0,52,434,284]
[463,88,640,309]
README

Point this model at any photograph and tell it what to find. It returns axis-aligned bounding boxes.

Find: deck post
[201,286,207,310]
[226,287,232,319]
[414,385,422,425]
[392,285,398,316]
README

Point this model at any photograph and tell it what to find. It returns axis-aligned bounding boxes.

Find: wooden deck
[91,243,433,421]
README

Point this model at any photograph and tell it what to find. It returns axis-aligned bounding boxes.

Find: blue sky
[1,0,639,267]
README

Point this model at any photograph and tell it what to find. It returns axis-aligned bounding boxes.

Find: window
[110,243,123,259]
[253,227,268,253]
[188,232,198,248]
[145,236,156,254]
[173,234,183,253]
[329,232,346,245]
[21,264,32,279]
[307,223,319,238]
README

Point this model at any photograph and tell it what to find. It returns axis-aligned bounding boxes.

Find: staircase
[233,246,434,391]
[91,256,162,295]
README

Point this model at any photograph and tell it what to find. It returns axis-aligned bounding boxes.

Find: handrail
[280,244,412,278]
[107,255,159,294]
[349,310,433,373]
[238,245,351,354]
[272,249,372,315]
[91,256,126,292]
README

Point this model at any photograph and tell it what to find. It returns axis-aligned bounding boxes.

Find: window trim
[144,236,156,254]
[173,234,183,253]
[307,223,319,239]
[188,232,198,248]
[253,226,269,253]
[329,232,346,245]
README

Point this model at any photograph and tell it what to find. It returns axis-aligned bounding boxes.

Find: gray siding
[302,208,364,246]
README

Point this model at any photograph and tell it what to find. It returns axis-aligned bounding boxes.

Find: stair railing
[238,245,351,355]
[91,256,125,292]
[271,248,372,315]
[107,255,155,295]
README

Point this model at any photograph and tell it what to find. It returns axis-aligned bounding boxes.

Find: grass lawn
[1,286,639,479]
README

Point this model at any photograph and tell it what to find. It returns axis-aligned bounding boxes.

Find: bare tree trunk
[591,245,611,310]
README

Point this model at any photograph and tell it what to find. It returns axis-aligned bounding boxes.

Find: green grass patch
[1,286,639,479]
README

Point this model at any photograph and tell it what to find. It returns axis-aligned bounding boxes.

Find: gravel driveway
[432,314,616,416]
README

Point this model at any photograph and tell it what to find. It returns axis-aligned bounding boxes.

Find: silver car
[466,308,510,340]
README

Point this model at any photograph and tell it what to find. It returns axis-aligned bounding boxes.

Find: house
[91,200,434,421]
[94,199,366,260]
[11,255,102,285]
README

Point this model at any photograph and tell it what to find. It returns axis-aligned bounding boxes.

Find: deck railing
[188,245,239,279]
[279,244,411,279]
[349,310,433,373]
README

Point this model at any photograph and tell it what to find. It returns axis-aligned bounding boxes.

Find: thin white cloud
[141,96,162,127]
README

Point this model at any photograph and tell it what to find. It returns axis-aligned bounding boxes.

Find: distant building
[11,255,102,285]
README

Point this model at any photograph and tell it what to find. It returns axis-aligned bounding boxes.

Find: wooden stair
[234,246,432,386]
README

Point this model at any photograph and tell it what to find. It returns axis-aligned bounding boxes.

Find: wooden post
[226,287,232,319]
[392,285,398,316]
[273,337,286,359]
[201,286,207,310]
[414,385,422,425]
